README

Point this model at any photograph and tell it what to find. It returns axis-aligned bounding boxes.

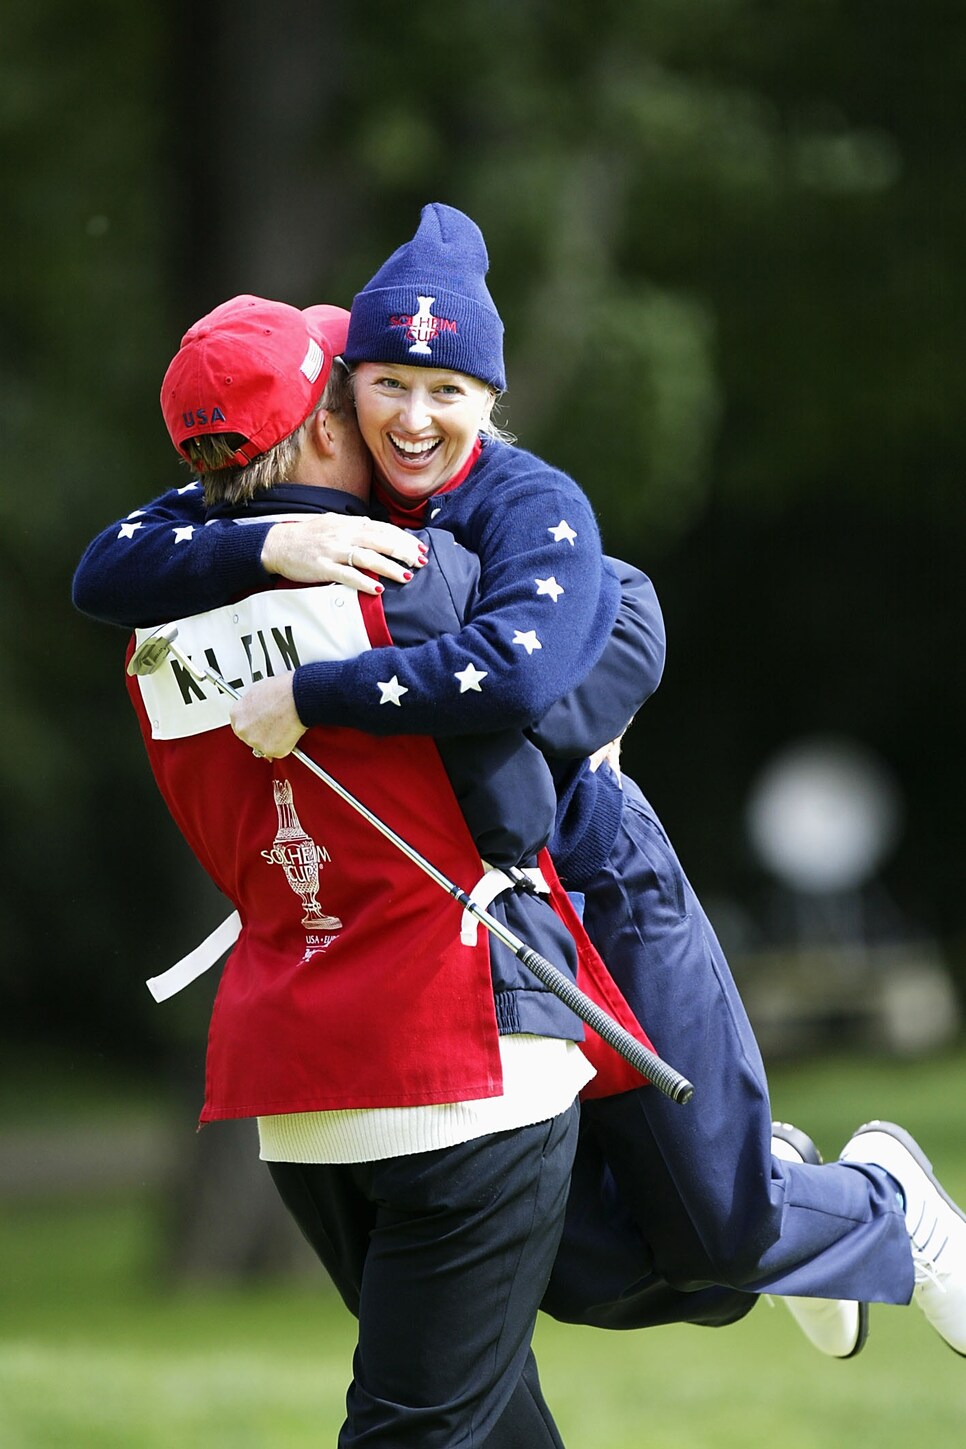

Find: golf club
[129,623,694,1105]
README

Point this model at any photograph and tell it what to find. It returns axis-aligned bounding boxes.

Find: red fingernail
[375,583,384,594]
[403,570,413,581]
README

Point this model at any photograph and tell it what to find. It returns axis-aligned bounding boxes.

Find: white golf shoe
[771,1122,869,1358]
[839,1120,966,1357]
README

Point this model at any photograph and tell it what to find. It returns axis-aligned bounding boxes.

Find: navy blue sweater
[290,439,621,737]
[73,444,665,885]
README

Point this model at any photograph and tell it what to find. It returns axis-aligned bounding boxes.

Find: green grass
[2,1050,966,1446]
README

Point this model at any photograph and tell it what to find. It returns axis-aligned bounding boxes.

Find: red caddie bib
[126,584,503,1119]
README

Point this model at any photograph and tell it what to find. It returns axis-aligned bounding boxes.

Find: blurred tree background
[3,0,964,1091]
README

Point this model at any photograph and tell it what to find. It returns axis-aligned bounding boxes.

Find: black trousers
[268,1103,579,1448]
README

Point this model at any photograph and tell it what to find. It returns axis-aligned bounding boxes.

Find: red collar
[374,437,483,528]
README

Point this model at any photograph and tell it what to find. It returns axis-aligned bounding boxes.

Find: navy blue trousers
[543,777,913,1330]
[268,1105,578,1448]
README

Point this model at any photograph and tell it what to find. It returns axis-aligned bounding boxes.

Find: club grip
[517,947,693,1105]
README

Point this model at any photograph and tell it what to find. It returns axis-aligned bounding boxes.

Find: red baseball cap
[160,295,351,469]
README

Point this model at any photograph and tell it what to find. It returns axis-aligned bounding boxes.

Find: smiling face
[351,362,495,503]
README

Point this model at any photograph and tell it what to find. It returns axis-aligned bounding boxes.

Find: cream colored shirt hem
[257,1034,595,1165]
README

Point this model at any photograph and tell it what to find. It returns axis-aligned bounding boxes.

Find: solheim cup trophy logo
[407,295,439,355]
[262,779,342,937]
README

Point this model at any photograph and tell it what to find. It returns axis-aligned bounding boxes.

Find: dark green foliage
[4,0,964,1058]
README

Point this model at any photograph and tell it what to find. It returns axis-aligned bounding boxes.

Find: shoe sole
[772,1120,823,1167]
[772,1121,870,1358]
[846,1119,966,1358]
[844,1300,870,1359]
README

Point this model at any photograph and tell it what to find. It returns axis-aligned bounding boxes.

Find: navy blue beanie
[344,203,506,392]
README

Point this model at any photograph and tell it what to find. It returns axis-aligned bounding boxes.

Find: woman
[230,205,959,1366]
[230,204,626,757]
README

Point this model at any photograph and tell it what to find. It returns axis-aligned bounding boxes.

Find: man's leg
[476,1350,565,1449]
[270,1149,569,1447]
[272,1105,578,1448]
[267,1158,370,1317]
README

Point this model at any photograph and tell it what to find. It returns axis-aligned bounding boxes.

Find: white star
[535,576,564,602]
[177,482,201,494]
[173,526,195,543]
[377,676,408,706]
[548,519,577,545]
[126,509,145,519]
[454,663,488,693]
[513,630,542,655]
[118,522,143,540]
[429,507,442,519]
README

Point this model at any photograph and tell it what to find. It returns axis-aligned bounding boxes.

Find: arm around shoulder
[71,483,271,628]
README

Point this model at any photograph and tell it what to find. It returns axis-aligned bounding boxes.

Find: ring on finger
[346,547,356,569]
[252,748,264,759]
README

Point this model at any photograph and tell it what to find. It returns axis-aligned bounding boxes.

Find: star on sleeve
[177,482,202,495]
[512,629,542,655]
[173,526,195,543]
[535,575,564,602]
[117,521,143,540]
[377,676,408,706]
[548,519,577,545]
[454,663,488,693]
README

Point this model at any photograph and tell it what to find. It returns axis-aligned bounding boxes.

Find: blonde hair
[183,364,353,506]
[483,391,516,445]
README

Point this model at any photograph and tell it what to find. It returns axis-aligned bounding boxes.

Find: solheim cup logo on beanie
[395,295,459,355]
[345,204,507,391]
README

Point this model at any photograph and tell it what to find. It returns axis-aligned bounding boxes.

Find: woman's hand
[261,514,427,593]
[230,675,306,759]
